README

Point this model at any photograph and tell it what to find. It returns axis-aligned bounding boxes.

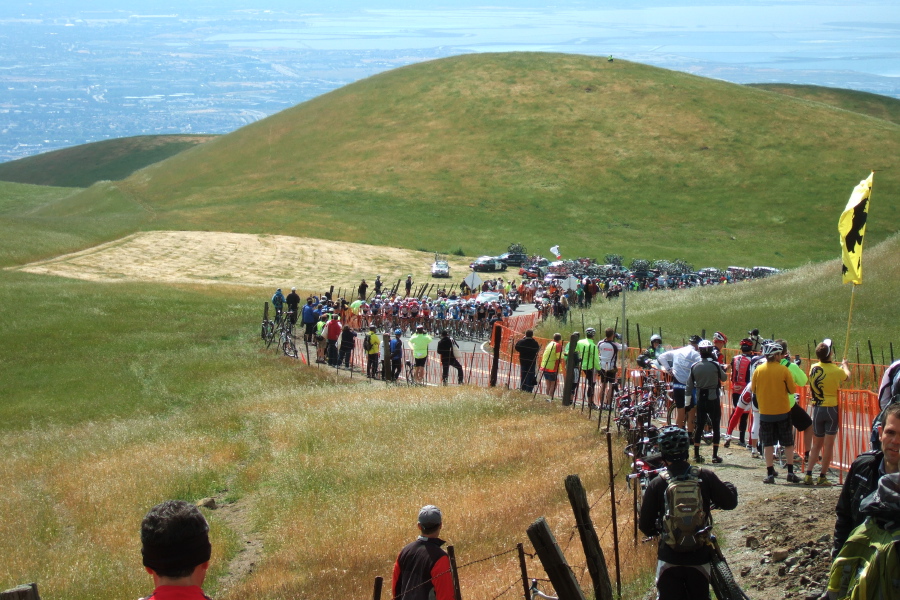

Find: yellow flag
[838,172,873,285]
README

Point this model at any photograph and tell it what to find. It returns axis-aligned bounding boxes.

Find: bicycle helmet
[650,334,662,344]
[658,426,690,460]
[394,329,403,336]
[698,339,714,349]
[739,338,753,350]
[585,327,596,337]
[713,331,727,344]
[762,341,784,357]
[688,334,702,345]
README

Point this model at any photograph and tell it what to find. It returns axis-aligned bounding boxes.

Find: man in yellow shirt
[750,341,798,484]
[540,333,564,400]
[408,325,433,385]
[365,325,381,379]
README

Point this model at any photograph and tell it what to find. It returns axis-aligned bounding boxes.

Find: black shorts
[543,371,558,382]
[599,369,617,383]
[414,357,427,367]
[305,323,315,336]
[790,402,812,432]
[673,382,688,409]
[759,417,794,448]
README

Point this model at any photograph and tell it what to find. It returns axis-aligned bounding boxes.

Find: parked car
[752,266,781,278]
[475,291,502,304]
[470,256,507,272]
[498,252,529,266]
[518,257,549,278]
[431,260,451,278]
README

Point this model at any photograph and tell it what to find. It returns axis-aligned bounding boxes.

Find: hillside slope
[749,84,900,126]
[0,134,215,187]
[60,53,900,267]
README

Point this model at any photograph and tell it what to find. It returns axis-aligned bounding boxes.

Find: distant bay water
[1,1,897,161]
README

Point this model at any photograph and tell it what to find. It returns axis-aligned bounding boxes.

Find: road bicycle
[279,312,298,359]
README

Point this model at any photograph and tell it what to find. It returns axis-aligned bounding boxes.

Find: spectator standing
[338,323,357,368]
[390,329,404,381]
[658,336,702,434]
[408,325,433,385]
[597,328,623,409]
[358,279,368,300]
[315,313,328,363]
[392,505,454,600]
[514,330,541,393]
[139,500,213,600]
[271,288,285,320]
[374,275,382,296]
[750,341,799,484]
[638,426,738,600]
[301,297,319,343]
[806,339,851,485]
[286,287,301,324]
[405,275,413,297]
[686,340,727,463]
[325,313,342,367]
[540,333,564,398]
[364,325,381,379]
[724,338,754,448]
[436,330,464,385]
[776,339,811,465]
[576,327,600,408]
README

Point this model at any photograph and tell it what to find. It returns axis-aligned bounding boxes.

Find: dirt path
[11,230,481,292]
[690,442,841,600]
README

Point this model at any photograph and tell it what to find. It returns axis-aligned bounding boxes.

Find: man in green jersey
[408,325,433,385]
[576,327,601,408]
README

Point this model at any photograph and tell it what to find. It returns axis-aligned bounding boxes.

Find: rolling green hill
[67,52,895,269]
[0,134,215,188]
[749,84,900,126]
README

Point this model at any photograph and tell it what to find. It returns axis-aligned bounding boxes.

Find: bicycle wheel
[710,555,748,600]
[666,401,676,426]
[282,338,298,359]
[264,321,276,349]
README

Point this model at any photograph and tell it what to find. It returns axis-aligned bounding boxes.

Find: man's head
[775,339,790,359]
[688,335,702,348]
[815,339,834,362]
[739,338,753,354]
[369,325,376,332]
[650,334,662,347]
[658,426,690,462]
[713,332,727,349]
[306,297,312,305]
[604,327,615,340]
[291,287,296,292]
[553,333,562,342]
[762,341,784,362]
[441,330,449,338]
[881,404,900,470]
[585,327,596,339]
[525,329,534,338]
[395,329,403,338]
[141,500,211,581]
[416,324,425,333]
[417,504,443,536]
[698,339,714,359]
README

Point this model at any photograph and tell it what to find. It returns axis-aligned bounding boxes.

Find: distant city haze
[1,0,897,162]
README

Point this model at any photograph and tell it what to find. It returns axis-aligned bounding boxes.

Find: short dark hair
[605,327,615,338]
[525,329,534,338]
[884,403,900,424]
[141,500,210,579]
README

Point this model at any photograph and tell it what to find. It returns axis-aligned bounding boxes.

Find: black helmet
[658,426,690,460]
[688,335,702,345]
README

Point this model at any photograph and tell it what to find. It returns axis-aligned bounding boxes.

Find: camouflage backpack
[659,466,710,553]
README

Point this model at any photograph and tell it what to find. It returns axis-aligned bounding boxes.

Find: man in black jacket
[639,426,738,600]
[285,287,301,324]
[436,330,463,385]
[833,403,900,556]
[514,329,541,392]
[392,505,454,600]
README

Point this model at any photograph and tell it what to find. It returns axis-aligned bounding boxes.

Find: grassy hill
[0,134,215,188]
[749,84,900,126]
[59,52,895,270]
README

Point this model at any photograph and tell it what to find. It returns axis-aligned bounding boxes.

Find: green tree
[604,253,623,267]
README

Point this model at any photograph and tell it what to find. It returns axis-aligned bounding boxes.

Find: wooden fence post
[0,583,41,600]
[372,576,383,600]
[382,333,392,382]
[447,545,463,600]
[525,517,586,600]
[565,475,614,600]
[490,323,502,387]
[517,542,530,600]
[263,301,269,322]
[606,431,622,598]
[562,332,580,406]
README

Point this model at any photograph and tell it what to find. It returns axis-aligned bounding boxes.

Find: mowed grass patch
[538,234,900,359]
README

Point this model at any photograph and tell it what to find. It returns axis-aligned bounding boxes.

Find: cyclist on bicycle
[639,426,738,600]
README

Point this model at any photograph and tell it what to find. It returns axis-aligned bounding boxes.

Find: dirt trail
[11,230,479,292]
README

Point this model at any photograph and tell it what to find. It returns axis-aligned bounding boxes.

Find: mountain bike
[530,579,557,600]
[706,530,751,600]
[279,312,298,358]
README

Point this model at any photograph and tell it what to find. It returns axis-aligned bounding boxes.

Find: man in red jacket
[392,505,454,600]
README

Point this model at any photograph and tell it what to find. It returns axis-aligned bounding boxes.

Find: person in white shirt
[657,335,702,435]
[597,327,623,408]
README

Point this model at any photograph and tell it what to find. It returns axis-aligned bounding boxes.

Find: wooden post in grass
[382,334,392,382]
[565,475,614,600]
[490,322,502,387]
[517,543,530,600]
[562,332,580,406]
[447,545,463,600]
[0,583,40,600]
[605,431,622,598]
[526,517,586,600]
[263,301,269,322]
[371,576,383,600]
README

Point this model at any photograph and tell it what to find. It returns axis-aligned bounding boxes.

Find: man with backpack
[639,426,738,600]
[833,403,900,558]
[271,288,285,320]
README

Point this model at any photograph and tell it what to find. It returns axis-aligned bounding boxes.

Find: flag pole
[842,284,856,362]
